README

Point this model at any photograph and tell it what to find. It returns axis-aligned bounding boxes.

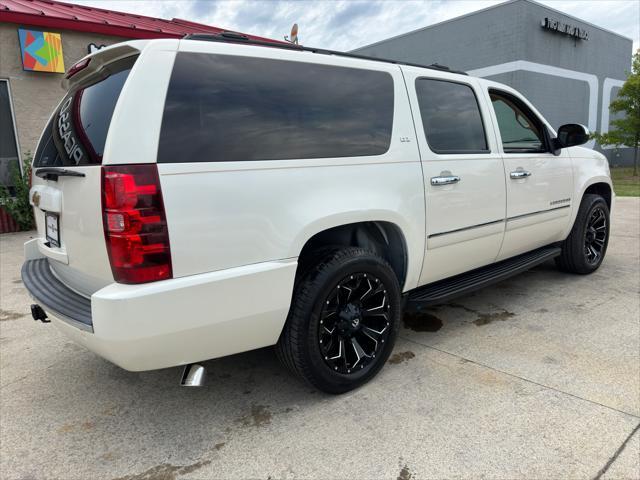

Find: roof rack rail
[182,32,468,76]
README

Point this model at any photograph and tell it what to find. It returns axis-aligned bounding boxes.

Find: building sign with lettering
[541,17,588,40]
[18,29,65,73]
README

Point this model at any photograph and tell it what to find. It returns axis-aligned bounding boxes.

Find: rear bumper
[21,259,93,332]
[22,253,297,371]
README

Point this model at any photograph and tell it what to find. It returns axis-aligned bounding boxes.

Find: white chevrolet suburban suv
[22,34,613,393]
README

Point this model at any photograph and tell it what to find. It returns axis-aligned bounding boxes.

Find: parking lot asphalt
[1,198,638,480]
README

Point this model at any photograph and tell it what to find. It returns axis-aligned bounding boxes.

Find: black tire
[555,194,610,274]
[276,247,402,394]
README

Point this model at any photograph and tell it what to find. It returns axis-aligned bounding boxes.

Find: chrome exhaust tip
[180,363,206,387]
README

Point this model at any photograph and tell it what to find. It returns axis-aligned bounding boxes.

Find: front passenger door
[487,89,573,261]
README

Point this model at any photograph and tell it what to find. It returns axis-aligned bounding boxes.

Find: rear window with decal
[34,55,137,167]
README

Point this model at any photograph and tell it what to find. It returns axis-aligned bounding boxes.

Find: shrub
[0,154,34,231]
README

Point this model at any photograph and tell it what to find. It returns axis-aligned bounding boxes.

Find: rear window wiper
[34,167,86,181]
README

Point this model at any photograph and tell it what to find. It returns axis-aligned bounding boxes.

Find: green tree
[593,50,640,176]
[0,153,34,230]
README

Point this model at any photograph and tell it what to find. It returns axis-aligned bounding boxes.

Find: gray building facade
[353,0,634,165]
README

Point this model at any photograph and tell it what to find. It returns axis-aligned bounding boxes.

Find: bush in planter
[0,154,34,231]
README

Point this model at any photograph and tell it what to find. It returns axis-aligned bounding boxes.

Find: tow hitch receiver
[31,304,50,323]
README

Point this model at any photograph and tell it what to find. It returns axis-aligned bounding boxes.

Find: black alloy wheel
[583,206,607,265]
[556,193,610,274]
[318,272,391,374]
[276,247,401,394]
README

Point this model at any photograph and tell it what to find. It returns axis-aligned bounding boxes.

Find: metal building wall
[353,0,634,165]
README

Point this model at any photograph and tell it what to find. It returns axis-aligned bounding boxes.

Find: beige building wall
[0,22,128,158]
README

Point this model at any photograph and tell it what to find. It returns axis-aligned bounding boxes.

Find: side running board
[407,246,561,307]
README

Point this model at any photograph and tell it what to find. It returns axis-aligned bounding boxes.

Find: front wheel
[276,247,402,394]
[555,194,610,274]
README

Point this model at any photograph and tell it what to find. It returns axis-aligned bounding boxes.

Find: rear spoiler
[61,41,148,90]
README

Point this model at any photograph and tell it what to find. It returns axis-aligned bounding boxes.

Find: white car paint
[25,39,613,371]
[159,41,425,287]
[49,256,298,371]
[477,79,575,260]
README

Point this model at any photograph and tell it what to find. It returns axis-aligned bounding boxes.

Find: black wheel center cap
[338,303,361,333]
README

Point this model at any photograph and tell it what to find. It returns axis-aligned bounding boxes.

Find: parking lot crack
[592,422,640,480]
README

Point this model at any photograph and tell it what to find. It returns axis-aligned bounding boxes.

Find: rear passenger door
[402,69,506,285]
[485,88,573,261]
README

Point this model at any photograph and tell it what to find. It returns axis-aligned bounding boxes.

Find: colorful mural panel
[18,29,65,73]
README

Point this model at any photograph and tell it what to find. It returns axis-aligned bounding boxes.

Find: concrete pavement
[1,198,638,479]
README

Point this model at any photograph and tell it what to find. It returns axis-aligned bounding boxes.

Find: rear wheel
[556,194,610,274]
[276,248,401,394]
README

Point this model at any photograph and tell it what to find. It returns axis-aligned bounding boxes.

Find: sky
[66,0,640,53]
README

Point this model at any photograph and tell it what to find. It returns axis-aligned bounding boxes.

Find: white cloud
[67,0,639,52]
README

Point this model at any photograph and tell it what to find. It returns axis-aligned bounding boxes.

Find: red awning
[0,0,282,41]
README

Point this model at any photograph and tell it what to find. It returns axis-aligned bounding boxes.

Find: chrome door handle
[431,175,460,186]
[510,170,532,179]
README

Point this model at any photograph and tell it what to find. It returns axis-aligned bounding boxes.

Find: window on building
[158,53,395,163]
[415,78,488,154]
[0,80,20,190]
[490,91,547,153]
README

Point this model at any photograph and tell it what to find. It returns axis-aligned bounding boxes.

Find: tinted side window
[36,56,136,167]
[415,79,488,153]
[158,53,394,163]
[490,91,546,153]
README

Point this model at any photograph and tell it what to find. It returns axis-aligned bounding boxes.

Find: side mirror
[555,124,590,149]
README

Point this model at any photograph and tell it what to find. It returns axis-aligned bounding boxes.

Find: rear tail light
[101,164,172,284]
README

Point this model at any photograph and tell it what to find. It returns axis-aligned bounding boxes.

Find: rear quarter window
[34,55,137,167]
[158,53,395,163]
